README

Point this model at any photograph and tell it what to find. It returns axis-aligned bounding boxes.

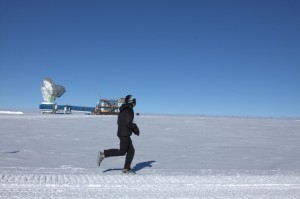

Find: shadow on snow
[103,160,156,173]
[0,150,20,156]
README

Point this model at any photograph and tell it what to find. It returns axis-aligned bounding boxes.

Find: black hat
[125,95,136,107]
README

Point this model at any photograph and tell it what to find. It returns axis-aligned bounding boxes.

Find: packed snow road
[1,113,300,198]
[1,168,300,199]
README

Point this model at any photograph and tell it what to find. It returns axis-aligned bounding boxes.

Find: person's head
[125,95,136,107]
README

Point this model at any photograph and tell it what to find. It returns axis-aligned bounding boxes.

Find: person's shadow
[103,160,156,173]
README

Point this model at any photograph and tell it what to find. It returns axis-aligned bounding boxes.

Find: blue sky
[0,0,299,117]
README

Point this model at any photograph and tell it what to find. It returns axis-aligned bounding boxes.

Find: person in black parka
[97,95,140,174]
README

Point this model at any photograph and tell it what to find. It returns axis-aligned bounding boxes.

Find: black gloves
[133,123,140,136]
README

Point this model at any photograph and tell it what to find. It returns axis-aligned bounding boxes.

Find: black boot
[122,169,136,174]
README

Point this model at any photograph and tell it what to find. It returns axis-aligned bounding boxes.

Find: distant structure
[92,98,124,115]
[41,78,66,104]
[39,78,124,115]
[40,77,68,114]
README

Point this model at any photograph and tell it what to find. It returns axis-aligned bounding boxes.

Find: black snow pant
[104,136,135,170]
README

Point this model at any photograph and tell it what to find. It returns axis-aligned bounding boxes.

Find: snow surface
[1,113,300,198]
[0,111,23,115]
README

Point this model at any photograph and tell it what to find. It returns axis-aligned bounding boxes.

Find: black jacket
[117,104,139,137]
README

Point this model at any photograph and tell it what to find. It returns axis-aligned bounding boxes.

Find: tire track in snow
[1,171,300,199]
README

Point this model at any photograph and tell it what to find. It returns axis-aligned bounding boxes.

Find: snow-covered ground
[1,113,300,198]
[0,111,23,115]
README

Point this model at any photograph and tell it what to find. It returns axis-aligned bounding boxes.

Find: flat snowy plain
[1,112,300,198]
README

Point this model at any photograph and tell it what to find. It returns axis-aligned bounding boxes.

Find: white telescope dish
[41,78,66,103]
